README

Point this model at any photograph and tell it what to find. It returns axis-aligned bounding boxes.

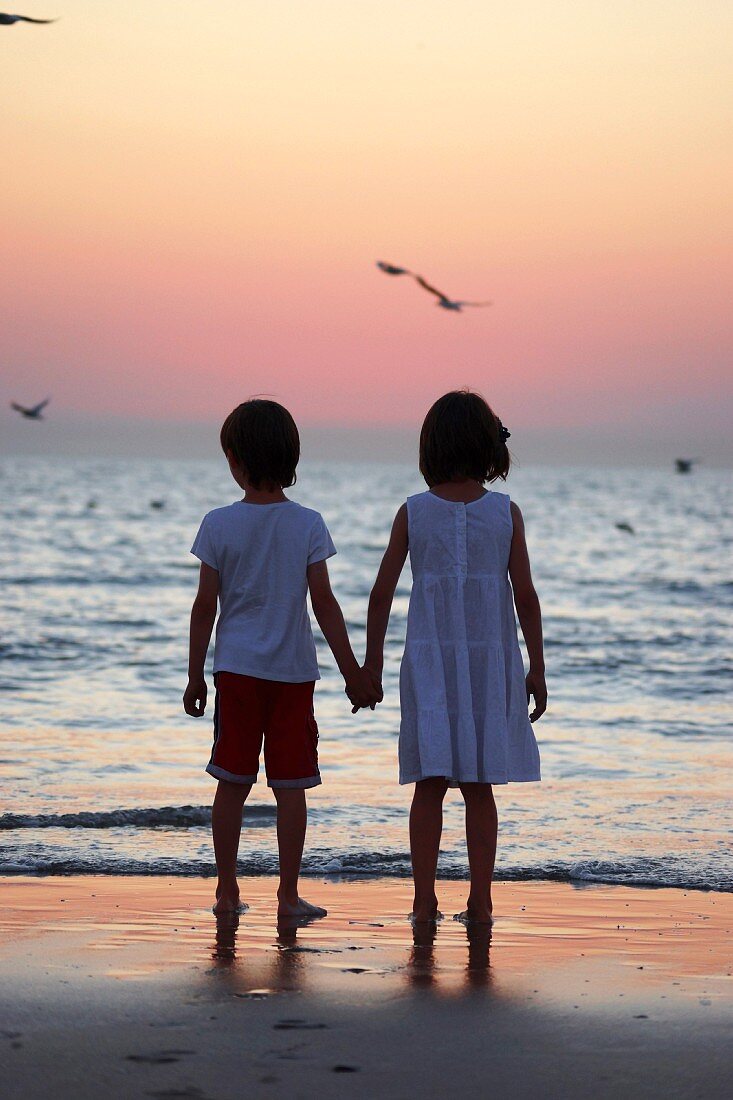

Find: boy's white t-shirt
[190,500,336,683]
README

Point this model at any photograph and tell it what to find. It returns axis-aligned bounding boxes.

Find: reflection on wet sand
[211,912,239,964]
[406,920,493,991]
[210,911,330,993]
[465,923,493,990]
[407,920,438,988]
[212,908,494,998]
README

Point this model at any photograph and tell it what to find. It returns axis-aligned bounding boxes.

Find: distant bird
[10,397,50,420]
[0,13,57,24]
[414,274,492,312]
[615,522,635,535]
[674,458,698,474]
[376,261,492,312]
[376,261,411,276]
[150,500,165,510]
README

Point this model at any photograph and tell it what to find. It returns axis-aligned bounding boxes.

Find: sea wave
[0,850,729,893]
[0,805,275,830]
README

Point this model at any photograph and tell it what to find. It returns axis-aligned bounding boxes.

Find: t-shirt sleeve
[190,515,219,571]
[307,514,337,565]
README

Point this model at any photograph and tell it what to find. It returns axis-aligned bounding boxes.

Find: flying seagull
[0,13,56,23]
[10,397,50,420]
[376,261,412,276]
[376,261,492,312]
[414,274,492,312]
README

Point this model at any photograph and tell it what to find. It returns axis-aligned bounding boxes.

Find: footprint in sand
[147,1089,209,1099]
[126,1049,195,1065]
[274,1019,327,1031]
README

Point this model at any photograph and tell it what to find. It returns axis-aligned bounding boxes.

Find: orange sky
[2,2,732,450]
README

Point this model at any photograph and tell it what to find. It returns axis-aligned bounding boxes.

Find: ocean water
[1,456,731,892]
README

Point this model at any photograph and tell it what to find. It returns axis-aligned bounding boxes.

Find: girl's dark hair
[419,390,511,486]
[220,399,300,489]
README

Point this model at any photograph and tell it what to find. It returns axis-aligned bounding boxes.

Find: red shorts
[207,672,320,789]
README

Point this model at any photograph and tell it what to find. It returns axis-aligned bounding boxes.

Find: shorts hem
[206,764,258,784]
[267,774,322,790]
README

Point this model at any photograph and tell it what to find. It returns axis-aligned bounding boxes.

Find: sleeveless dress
[399,490,541,785]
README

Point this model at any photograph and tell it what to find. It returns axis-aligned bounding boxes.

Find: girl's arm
[508,502,547,722]
[307,560,381,711]
[365,505,409,681]
[183,562,220,717]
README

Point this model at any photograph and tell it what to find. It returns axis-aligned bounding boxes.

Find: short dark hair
[419,390,510,486]
[220,399,300,489]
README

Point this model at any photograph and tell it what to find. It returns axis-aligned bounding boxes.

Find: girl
[364,390,545,923]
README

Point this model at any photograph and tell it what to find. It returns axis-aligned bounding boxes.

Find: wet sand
[1,876,731,1098]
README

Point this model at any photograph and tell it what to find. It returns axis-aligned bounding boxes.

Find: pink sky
[2,2,732,454]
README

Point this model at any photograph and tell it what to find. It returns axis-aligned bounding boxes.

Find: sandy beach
[1,876,731,1099]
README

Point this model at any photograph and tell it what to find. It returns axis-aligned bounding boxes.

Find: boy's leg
[264,680,325,918]
[409,777,449,921]
[273,788,326,917]
[458,783,497,922]
[212,778,251,913]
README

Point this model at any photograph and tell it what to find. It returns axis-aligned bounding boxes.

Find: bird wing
[456,300,493,308]
[30,397,50,414]
[16,16,57,23]
[414,275,449,300]
[376,261,412,276]
[10,402,27,413]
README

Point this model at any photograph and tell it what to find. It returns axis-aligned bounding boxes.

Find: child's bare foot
[409,908,443,924]
[453,890,493,924]
[277,897,327,918]
[213,884,248,915]
[453,908,493,925]
[410,892,441,923]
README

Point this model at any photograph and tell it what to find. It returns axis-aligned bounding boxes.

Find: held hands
[345,665,383,714]
[183,676,207,717]
[526,669,547,723]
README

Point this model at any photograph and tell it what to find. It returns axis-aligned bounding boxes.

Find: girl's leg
[458,783,497,921]
[274,788,326,917]
[409,778,449,921]
[212,779,251,913]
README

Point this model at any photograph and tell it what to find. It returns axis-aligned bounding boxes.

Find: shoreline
[1,876,731,1098]
[2,865,731,894]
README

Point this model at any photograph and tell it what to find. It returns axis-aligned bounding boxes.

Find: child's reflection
[269,914,313,990]
[209,911,323,994]
[407,920,439,988]
[464,922,492,989]
[212,911,240,965]
[406,920,493,991]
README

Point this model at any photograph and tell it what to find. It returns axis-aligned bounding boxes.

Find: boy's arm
[365,505,409,681]
[183,562,220,717]
[307,560,381,712]
[508,502,547,722]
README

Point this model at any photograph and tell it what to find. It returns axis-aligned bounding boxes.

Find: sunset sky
[2,2,731,460]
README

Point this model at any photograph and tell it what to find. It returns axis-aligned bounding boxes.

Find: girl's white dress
[399,490,541,785]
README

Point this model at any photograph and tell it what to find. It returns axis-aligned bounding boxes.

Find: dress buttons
[457,507,467,577]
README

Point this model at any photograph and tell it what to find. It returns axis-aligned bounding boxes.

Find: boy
[183,399,380,916]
